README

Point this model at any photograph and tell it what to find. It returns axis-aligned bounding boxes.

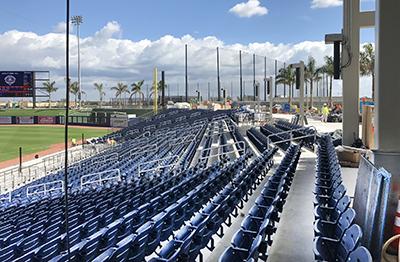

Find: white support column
[372,0,400,244]
[374,0,400,151]
[342,0,374,145]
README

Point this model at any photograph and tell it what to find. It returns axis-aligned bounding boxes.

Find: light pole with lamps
[72,15,83,109]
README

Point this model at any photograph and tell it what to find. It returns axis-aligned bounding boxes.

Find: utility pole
[72,15,83,109]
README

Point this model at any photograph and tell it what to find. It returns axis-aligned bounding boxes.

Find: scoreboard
[0,72,33,97]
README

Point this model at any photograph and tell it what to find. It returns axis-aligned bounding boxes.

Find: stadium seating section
[0,109,373,262]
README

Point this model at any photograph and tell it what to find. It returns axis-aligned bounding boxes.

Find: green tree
[41,81,58,108]
[70,82,86,108]
[130,80,145,108]
[360,43,375,100]
[111,82,130,107]
[321,56,334,107]
[276,65,295,105]
[150,80,168,104]
[94,83,106,108]
[305,56,321,109]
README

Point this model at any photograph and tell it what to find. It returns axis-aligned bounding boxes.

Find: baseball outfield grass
[0,126,109,162]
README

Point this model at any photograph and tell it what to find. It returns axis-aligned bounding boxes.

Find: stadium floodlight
[72,15,83,109]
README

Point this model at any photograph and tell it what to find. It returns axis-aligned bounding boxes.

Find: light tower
[72,15,83,109]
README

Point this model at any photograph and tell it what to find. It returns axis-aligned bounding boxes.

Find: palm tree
[305,56,321,109]
[130,80,145,108]
[42,81,58,108]
[276,66,295,105]
[70,83,86,108]
[321,56,334,107]
[111,82,130,107]
[94,83,106,108]
[150,80,168,104]
[360,43,375,100]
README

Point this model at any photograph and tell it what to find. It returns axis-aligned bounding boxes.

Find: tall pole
[208,82,210,101]
[253,54,256,101]
[264,57,267,101]
[154,68,157,114]
[64,1,71,259]
[283,62,286,97]
[72,15,83,109]
[77,22,81,109]
[161,71,165,109]
[274,60,277,97]
[300,61,305,126]
[268,77,273,115]
[239,50,243,101]
[185,44,188,102]
[217,47,221,101]
[230,82,233,99]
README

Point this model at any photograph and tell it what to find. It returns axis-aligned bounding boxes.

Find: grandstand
[0,108,375,261]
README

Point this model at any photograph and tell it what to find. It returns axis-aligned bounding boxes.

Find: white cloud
[229,0,268,18]
[52,21,73,33]
[0,21,374,102]
[311,0,342,9]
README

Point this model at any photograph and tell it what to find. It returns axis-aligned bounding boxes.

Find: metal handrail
[198,141,246,162]
[265,126,317,149]
[27,180,64,197]
[91,152,118,164]
[81,169,120,189]
[0,191,11,202]
[138,155,179,176]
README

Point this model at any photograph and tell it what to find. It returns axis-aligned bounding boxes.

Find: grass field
[0,126,109,162]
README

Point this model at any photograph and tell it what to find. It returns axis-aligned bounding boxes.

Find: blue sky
[0,0,376,101]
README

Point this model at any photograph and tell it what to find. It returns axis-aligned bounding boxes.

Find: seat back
[347,246,372,262]
[334,208,356,239]
[127,221,152,262]
[336,224,363,262]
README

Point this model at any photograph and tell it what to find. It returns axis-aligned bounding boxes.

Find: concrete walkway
[267,149,316,262]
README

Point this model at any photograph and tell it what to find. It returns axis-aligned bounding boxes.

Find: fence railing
[81,169,121,189]
[138,155,179,177]
[265,126,317,149]
[0,142,112,195]
[26,180,64,198]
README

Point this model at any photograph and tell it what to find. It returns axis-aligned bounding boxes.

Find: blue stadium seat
[146,212,167,256]
[161,204,178,242]
[314,208,356,240]
[347,246,372,262]
[314,195,351,222]
[313,224,363,262]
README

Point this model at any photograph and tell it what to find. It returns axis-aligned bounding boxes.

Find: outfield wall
[0,116,61,124]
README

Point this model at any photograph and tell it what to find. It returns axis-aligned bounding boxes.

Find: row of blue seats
[54,156,248,262]
[0,162,213,253]
[0,159,233,261]
[0,110,236,259]
[246,127,269,153]
[275,120,315,150]
[219,144,302,262]
[313,137,372,262]
[260,124,290,151]
[119,109,233,142]
[0,118,209,228]
[2,119,207,207]
[147,148,277,262]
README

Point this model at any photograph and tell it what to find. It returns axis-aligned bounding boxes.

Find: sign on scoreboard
[0,71,33,97]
